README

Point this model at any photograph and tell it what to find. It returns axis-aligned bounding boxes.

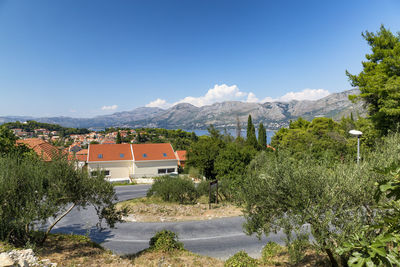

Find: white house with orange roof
[87,143,179,182]
[131,143,178,179]
[87,144,133,182]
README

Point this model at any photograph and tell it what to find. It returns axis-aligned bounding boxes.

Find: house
[131,143,178,178]
[175,150,187,168]
[87,144,133,182]
[86,143,179,182]
[16,138,60,161]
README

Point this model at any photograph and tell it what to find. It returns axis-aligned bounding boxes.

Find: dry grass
[1,234,330,266]
[34,234,224,267]
[117,196,242,222]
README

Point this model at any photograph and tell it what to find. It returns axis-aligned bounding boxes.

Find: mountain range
[0,89,365,130]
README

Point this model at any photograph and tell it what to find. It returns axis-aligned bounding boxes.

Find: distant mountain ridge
[0,89,365,130]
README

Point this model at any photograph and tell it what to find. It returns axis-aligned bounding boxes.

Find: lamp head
[349,130,363,136]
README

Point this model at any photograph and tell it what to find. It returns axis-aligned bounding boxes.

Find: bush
[147,176,198,204]
[149,230,183,252]
[261,242,284,264]
[224,251,258,267]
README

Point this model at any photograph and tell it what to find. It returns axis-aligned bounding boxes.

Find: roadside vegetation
[0,25,399,266]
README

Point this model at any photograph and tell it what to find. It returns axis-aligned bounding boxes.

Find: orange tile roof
[16,138,60,161]
[132,143,176,161]
[88,144,132,162]
[175,150,187,161]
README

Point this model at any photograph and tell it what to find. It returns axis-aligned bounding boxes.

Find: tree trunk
[325,248,339,267]
[41,203,76,244]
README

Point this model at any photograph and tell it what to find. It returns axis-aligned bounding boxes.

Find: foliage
[0,126,32,156]
[2,120,89,137]
[0,153,125,246]
[246,115,258,149]
[240,133,400,266]
[224,251,258,267]
[146,176,198,204]
[287,233,310,264]
[133,128,197,150]
[337,166,400,266]
[149,230,184,252]
[258,122,267,149]
[261,242,284,264]
[347,25,400,135]
[188,167,201,179]
[186,125,225,180]
[214,142,256,200]
[116,131,122,144]
[271,117,352,161]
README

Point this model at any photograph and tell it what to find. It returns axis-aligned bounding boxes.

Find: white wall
[88,161,132,180]
[133,160,178,178]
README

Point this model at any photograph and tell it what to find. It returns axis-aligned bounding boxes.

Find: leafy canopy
[347,25,400,135]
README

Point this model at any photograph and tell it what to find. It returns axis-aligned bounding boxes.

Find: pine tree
[116,131,122,144]
[258,123,266,149]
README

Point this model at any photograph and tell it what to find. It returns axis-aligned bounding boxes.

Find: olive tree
[0,153,126,245]
[240,134,400,266]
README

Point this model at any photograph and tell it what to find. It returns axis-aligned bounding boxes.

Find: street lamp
[349,130,362,164]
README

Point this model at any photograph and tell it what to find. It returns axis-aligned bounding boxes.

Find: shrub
[224,251,258,267]
[147,176,198,204]
[261,242,284,264]
[149,230,183,252]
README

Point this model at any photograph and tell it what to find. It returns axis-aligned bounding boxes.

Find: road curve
[51,184,284,260]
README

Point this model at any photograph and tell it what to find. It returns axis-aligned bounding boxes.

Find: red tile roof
[132,143,176,161]
[88,144,132,162]
[175,150,187,161]
[16,138,60,161]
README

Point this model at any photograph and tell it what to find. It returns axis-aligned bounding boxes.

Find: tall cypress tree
[246,115,258,148]
[258,123,266,149]
[116,131,122,144]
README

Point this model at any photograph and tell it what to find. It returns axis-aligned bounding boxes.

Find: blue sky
[0,0,399,117]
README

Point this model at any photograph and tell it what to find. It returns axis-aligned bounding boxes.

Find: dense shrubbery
[147,176,199,204]
[261,242,284,264]
[240,133,400,266]
[224,251,258,267]
[149,230,184,252]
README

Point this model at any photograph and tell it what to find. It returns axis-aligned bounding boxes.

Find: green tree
[214,142,256,200]
[347,25,400,135]
[186,125,225,180]
[116,131,122,144]
[271,117,350,161]
[0,154,126,245]
[240,133,400,267]
[258,123,267,149]
[246,115,258,149]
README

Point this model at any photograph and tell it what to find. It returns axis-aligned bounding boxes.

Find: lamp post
[349,130,362,164]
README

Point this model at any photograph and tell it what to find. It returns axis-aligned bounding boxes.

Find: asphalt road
[50,184,285,260]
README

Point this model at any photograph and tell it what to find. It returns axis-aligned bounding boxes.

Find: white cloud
[278,88,330,102]
[175,84,247,107]
[246,92,259,103]
[144,85,331,108]
[101,105,118,111]
[260,88,330,103]
[145,98,171,109]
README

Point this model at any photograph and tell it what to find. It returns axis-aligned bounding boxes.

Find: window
[97,154,103,159]
[120,153,124,158]
[143,153,147,158]
[91,170,110,176]
[167,168,175,173]
[163,153,167,157]
[158,168,167,174]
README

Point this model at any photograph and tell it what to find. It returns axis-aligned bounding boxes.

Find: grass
[1,234,329,266]
[111,181,137,186]
[116,196,242,222]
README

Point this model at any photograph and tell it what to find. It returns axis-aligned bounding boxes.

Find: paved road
[50,184,285,260]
